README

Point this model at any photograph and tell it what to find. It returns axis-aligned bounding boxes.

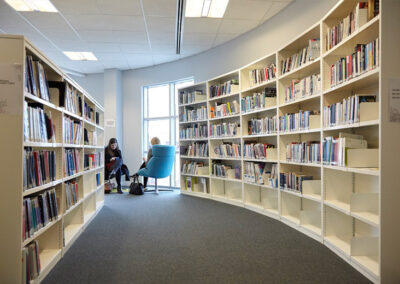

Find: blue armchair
[137,145,175,193]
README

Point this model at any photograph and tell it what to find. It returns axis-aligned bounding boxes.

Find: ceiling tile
[149,32,175,45]
[142,0,177,17]
[95,52,125,61]
[218,19,259,34]
[261,1,292,23]
[119,43,151,53]
[184,18,222,34]
[151,44,176,54]
[153,54,181,65]
[21,12,68,29]
[96,0,142,16]
[146,16,176,34]
[65,15,145,32]
[49,40,88,51]
[183,33,215,46]
[79,30,148,44]
[52,0,99,15]
[180,44,210,56]
[224,0,273,21]
[125,54,154,68]
[86,43,121,53]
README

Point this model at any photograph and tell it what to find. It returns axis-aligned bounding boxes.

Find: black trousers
[108,158,130,188]
[139,162,148,188]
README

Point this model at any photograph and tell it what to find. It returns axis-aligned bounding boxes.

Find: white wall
[122,0,338,171]
[71,73,104,106]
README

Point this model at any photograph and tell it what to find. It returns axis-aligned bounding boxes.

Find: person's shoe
[117,186,123,194]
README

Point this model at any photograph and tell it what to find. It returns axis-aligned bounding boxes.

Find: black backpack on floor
[129,175,144,195]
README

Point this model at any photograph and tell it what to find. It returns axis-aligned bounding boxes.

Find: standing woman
[105,138,130,193]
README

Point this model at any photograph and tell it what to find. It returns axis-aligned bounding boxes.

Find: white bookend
[230,84,239,94]
[302,180,321,196]
[227,169,236,179]
[360,102,379,122]
[266,149,277,160]
[347,149,379,168]
[309,115,321,129]
[196,166,209,176]
[265,97,276,107]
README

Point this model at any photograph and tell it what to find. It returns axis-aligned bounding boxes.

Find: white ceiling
[0,0,293,74]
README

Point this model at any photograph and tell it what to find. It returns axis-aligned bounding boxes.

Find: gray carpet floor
[43,192,371,284]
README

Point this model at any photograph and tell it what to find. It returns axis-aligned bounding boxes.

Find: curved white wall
[122,0,338,170]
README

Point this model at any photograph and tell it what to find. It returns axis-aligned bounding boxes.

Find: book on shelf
[22,240,41,282]
[248,116,277,135]
[180,105,207,122]
[280,38,320,75]
[284,74,320,103]
[322,132,368,167]
[95,111,100,125]
[212,100,240,118]
[179,123,208,140]
[64,84,82,116]
[64,117,82,145]
[179,90,205,105]
[323,94,377,127]
[249,64,276,87]
[286,141,320,164]
[23,188,59,241]
[213,142,241,158]
[279,110,320,132]
[180,142,208,157]
[65,180,79,210]
[209,79,239,99]
[64,149,81,177]
[23,148,56,190]
[212,161,241,179]
[280,171,314,193]
[241,88,276,113]
[84,101,94,122]
[24,102,56,143]
[209,121,240,138]
[181,161,206,175]
[25,55,50,102]
[244,162,265,184]
[330,38,379,88]
[243,143,275,160]
[96,172,102,186]
[84,128,97,146]
[84,152,103,170]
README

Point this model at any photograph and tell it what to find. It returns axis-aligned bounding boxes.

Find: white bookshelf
[0,35,105,283]
[178,1,399,282]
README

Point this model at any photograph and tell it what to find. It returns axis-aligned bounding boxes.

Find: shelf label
[0,63,22,115]
[389,78,400,123]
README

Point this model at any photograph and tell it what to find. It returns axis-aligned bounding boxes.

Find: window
[142,78,194,188]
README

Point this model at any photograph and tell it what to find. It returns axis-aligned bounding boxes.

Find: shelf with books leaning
[178,100,207,107]
[280,161,321,168]
[180,155,209,160]
[208,91,240,102]
[179,119,208,125]
[279,92,321,108]
[322,120,379,131]
[241,106,277,116]
[240,52,277,91]
[242,133,277,139]
[210,156,241,161]
[241,79,277,93]
[209,113,240,121]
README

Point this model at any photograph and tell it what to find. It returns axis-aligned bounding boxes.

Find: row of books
[84,152,103,170]
[330,38,379,87]
[209,79,239,98]
[243,143,275,160]
[210,100,240,118]
[278,110,319,132]
[185,176,207,192]
[180,106,207,122]
[65,180,79,210]
[211,162,241,180]
[25,55,50,102]
[243,162,278,187]
[180,142,208,157]
[181,161,206,175]
[64,117,82,145]
[322,133,367,167]
[96,172,102,186]
[84,128,97,146]
[209,122,240,138]
[64,149,81,177]
[84,101,94,122]
[248,116,277,135]
[23,188,59,241]
[179,90,206,105]
[179,124,208,140]
[65,84,82,115]
[24,148,56,190]
[323,95,376,127]
[248,64,276,87]
[22,241,41,282]
[212,143,241,158]
[284,74,321,103]
[23,102,55,143]
[286,142,321,164]
[241,88,276,113]
[280,39,320,75]
[325,1,379,51]
[280,171,313,193]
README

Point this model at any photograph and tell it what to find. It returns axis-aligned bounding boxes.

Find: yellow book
[227,102,232,114]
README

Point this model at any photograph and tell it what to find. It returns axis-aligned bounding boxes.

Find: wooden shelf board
[84,210,96,223]
[39,249,61,274]
[63,143,83,148]
[213,195,243,207]
[242,133,277,138]
[241,106,277,116]
[278,58,320,80]
[281,215,300,226]
[210,176,242,183]
[181,173,209,178]
[64,224,83,245]
[180,156,209,160]
[63,199,83,216]
[208,92,240,102]
[63,171,84,182]
[83,119,96,128]
[323,120,379,131]
[210,156,241,161]
[22,217,60,247]
[243,158,278,163]
[351,255,379,279]
[302,193,321,202]
[324,235,351,257]
[323,165,379,176]
[83,145,104,149]
[209,136,241,140]
[244,203,264,213]
[180,138,209,141]
[23,180,61,197]
[179,119,208,125]
[300,223,321,236]
[279,93,321,108]
[280,160,321,168]
[63,109,83,121]
[24,92,62,112]
[241,79,277,93]
[279,128,321,136]
[209,113,240,121]
[24,142,62,148]
[96,200,105,210]
[178,100,207,107]
[324,200,351,215]
[351,211,379,227]
[280,188,302,198]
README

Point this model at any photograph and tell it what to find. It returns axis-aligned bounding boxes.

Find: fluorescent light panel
[185,0,229,18]
[63,52,97,61]
[5,0,58,12]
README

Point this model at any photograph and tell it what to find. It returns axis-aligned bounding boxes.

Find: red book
[33,151,41,186]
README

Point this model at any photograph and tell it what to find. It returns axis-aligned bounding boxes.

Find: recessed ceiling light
[63,52,98,61]
[4,0,58,12]
[185,0,229,18]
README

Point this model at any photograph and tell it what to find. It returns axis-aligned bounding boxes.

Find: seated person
[105,138,130,194]
[138,137,160,188]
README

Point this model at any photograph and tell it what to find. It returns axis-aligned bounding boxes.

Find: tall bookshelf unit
[179,1,400,282]
[0,35,105,283]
